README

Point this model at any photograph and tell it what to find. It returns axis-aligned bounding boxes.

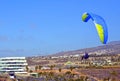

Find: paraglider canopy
[82,12,108,44]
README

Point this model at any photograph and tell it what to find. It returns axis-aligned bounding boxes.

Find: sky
[0,0,120,57]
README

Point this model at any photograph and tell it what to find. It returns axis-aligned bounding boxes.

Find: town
[0,52,120,81]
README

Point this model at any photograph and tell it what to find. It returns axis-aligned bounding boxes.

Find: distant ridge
[50,40,120,56]
[27,40,120,65]
[107,40,120,45]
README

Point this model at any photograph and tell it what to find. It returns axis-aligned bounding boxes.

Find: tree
[50,65,55,70]
[58,68,62,72]
[38,65,42,70]
[35,65,38,71]
[38,72,43,77]
[26,65,29,72]
[70,66,75,72]
[29,70,33,73]
[65,71,71,75]
[49,72,54,78]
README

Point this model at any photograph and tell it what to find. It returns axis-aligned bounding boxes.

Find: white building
[0,57,28,74]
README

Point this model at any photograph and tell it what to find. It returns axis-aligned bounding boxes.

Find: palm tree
[48,72,54,78]
[26,65,29,72]
[38,65,42,70]
[35,65,38,71]
[50,65,55,70]
[65,71,71,75]
[29,70,33,73]
[70,66,75,72]
[38,72,43,77]
[58,68,62,72]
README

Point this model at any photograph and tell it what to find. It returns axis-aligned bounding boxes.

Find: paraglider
[82,52,89,60]
[82,12,108,44]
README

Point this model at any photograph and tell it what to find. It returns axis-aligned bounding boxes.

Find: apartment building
[0,57,28,73]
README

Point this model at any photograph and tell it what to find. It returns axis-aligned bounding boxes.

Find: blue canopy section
[82,12,108,44]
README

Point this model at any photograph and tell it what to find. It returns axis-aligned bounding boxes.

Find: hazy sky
[0,0,119,57]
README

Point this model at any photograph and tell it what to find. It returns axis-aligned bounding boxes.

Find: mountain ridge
[49,40,120,56]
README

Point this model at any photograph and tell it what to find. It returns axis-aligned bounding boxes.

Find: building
[0,57,28,74]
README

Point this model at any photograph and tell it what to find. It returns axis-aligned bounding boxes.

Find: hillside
[50,40,120,56]
[27,40,120,65]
